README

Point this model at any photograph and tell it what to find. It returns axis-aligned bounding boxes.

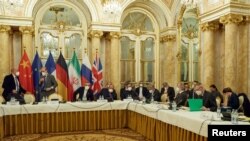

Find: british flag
[92,55,103,94]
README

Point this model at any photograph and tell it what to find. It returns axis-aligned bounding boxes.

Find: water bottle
[172,101,177,112]
[231,109,235,124]
[216,106,221,118]
[151,97,154,103]
[234,110,238,124]
[42,96,45,103]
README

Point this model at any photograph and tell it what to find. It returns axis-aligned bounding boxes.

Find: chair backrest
[161,93,168,102]
[238,95,244,110]
[215,96,221,107]
[24,93,35,104]
[48,93,63,101]
[0,95,5,104]
[76,93,79,100]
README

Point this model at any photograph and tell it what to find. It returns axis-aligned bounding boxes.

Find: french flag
[81,54,93,86]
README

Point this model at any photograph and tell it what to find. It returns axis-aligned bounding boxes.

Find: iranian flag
[67,51,81,101]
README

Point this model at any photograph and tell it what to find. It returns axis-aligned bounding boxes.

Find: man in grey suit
[39,67,58,101]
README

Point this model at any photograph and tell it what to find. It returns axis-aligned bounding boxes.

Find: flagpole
[23,46,26,55]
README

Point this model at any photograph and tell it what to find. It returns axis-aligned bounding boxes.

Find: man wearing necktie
[2,68,26,102]
[72,83,94,101]
[99,82,117,101]
[135,81,150,101]
[39,67,58,101]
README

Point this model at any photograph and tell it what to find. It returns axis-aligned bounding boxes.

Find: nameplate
[7,101,20,105]
[47,101,59,105]
[123,99,133,102]
[97,99,108,103]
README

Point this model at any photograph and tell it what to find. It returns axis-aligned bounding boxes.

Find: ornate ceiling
[162,0,174,9]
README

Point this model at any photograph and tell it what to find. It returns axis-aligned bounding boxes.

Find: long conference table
[0,101,249,141]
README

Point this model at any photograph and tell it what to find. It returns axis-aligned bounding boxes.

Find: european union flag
[32,51,42,101]
[45,52,56,74]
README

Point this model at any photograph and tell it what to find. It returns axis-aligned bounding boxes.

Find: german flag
[56,52,70,101]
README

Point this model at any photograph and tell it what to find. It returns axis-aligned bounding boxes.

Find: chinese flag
[18,51,34,93]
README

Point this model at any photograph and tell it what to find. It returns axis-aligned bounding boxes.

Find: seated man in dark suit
[2,68,26,102]
[99,82,117,101]
[148,83,161,102]
[222,87,239,110]
[135,81,150,101]
[193,84,217,112]
[188,81,200,99]
[73,83,94,101]
[120,82,137,100]
[175,82,188,107]
[160,82,175,102]
[39,67,58,101]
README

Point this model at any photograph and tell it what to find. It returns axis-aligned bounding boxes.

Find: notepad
[188,99,203,111]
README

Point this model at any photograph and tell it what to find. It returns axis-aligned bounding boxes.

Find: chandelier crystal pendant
[103,0,122,16]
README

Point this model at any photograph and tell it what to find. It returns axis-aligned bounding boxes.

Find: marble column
[0,25,11,94]
[19,26,34,60]
[201,22,219,89]
[238,16,249,93]
[109,32,121,96]
[162,35,176,87]
[220,14,243,91]
[89,30,103,63]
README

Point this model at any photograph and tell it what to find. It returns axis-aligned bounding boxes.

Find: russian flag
[81,54,92,86]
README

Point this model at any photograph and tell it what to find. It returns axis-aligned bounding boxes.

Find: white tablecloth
[1,101,249,137]
[0,101,130,115]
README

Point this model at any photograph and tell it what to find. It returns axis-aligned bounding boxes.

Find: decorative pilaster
[238,16,249,93]
[201,21,219,89]
[0,25,11,94]
[109,32,121,97]
[9,30,14,69]
[19,26,34,60]
[161,34,176,87]
[89,30,103,63]
[220,14,243,91]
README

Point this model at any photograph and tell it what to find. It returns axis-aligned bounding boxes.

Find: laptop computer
[188,99,203,111]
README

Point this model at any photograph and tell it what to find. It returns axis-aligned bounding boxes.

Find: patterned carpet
[3,129,150,141]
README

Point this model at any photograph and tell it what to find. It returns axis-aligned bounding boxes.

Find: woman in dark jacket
[238,93,250,117]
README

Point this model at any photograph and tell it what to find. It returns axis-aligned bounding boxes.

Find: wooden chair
[24,93,35,104]
[48,93,63,101]
[161,93,168,102]
[0,95,5,104]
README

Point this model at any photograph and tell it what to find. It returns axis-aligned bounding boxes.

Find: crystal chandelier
[181,0,199,8]
[103,0,122,16]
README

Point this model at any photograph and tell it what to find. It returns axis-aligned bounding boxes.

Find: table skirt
[127,111,207,141]
[3,110,127,137]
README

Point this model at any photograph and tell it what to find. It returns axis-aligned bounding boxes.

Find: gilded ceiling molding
[219,14,243,25]
[109,32,121,39]
[160,34,176,42]
[89,30,103,38]
[19,26,34,34]
[200,21,219,32]
[177,5,186,28]
[0,25,11,33]
[240,16,250,25]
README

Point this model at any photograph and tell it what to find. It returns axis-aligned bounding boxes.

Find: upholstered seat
[24,93,35,104]
[215,96,221,107]
[48,93,63,101]
[238,95,244,110]
[161,93,168,102]
[0,95,5,104]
